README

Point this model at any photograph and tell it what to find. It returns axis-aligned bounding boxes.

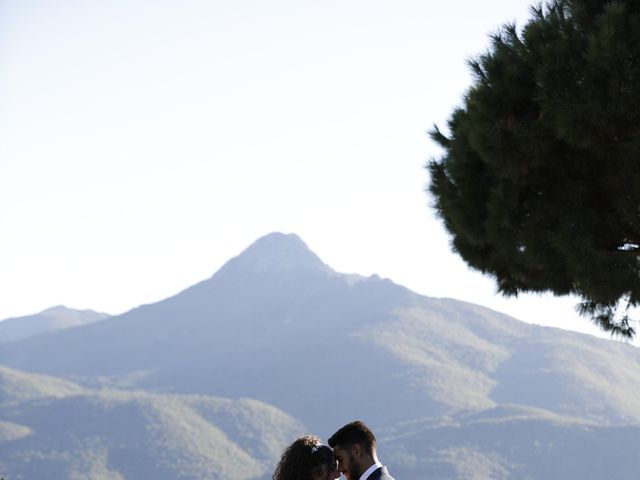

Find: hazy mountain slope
[4,367,640,480]
[372,300,640,425]
[445,299,640,423]
[0,306,110,343]
[0,365,87,404]
[0,366,303,480]
[379,406,640,479]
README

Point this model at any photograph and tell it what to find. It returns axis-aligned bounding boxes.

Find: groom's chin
[345,469,357,480]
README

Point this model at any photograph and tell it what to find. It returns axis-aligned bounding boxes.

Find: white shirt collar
[359,462,383,480]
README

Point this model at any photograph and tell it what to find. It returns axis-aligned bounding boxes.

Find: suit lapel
[367,466,384,480]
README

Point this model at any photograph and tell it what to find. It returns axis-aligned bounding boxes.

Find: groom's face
[332,445,361,480]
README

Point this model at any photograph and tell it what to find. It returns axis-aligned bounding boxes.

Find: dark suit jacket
[368,466,396,480]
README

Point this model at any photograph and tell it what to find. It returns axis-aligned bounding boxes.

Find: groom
[328,421,396,480]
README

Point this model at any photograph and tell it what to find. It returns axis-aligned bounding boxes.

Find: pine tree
[428,0,640,337]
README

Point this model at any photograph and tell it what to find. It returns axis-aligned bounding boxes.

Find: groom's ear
[351,443,362,459]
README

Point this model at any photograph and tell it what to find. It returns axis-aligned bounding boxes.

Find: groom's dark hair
[328,420,376,456]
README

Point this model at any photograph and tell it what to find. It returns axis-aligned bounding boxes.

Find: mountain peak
[216,232,333,277]
[41,306,72,315]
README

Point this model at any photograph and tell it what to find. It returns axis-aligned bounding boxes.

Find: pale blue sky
[1,0,630,343]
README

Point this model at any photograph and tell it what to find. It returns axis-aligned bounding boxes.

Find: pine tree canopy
[428,0,640,337]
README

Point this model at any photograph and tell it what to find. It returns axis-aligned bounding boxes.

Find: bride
[273,435,341,480]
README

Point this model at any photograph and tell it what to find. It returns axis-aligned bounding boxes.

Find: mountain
[0,306,110,343]
[4,367,640,480]
[2,232,640,478]
[379,406,640,479]
[0,366,303,480]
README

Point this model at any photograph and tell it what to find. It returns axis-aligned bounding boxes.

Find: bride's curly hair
[273,435,336,480]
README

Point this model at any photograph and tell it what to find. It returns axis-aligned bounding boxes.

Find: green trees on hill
[428,0,640,337]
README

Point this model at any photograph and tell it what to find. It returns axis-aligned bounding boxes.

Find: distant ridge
[0,306,110,343]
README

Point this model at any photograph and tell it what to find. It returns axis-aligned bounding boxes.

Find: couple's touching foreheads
[273,420,396,480]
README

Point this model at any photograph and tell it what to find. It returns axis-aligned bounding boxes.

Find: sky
[1,0,634,345]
